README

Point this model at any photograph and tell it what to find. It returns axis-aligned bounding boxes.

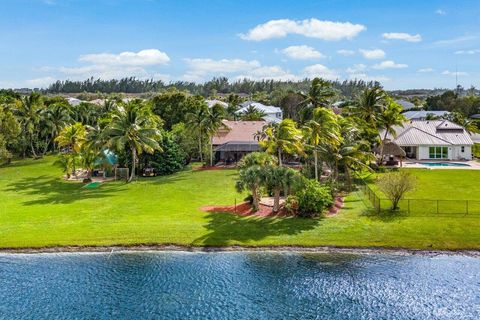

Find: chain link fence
[360,183,480,216]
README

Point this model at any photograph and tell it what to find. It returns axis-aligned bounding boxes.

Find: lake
[0,251,478,319]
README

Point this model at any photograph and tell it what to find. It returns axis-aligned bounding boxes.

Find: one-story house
[381,120,473,160]
[206,99,229,108]
[395,99,416,111]
[212,120,266,164]
[402,110,450,120]
[237,101,283,123]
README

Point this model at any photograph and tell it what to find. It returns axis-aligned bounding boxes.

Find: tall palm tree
[259,119,302,166]
[15,93,42,157]
[186,104,209,164]
[43,103,71,153]
[377,99,405,164]
[320,118,374,189]
[106,101,162,182]
[55,123,87,176]
[204,104,225,166]
[239,105,266,121]
[303,107,340,180]
[349,86,387,126]
[298,78,337,122]
[235,165,264,212]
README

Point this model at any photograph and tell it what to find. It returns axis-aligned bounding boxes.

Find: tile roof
[212,120,266,145]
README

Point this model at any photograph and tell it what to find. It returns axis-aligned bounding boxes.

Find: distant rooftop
[403,110,449,120]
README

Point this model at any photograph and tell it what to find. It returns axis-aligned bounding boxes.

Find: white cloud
[454,49,480,55]
[35,49,172,83]
[372,60,408,70]
[337,49,355,56]
[382,32,422,42]
[442,70,468,76]
[417,68,435,73]
[182,58,263,82]
[25,77,56,88]
[435,9,446,15]
[346,64,367,74]
[281,45,325,60]
[433,36,477,47]
[302,64,339,80]
[79,49,170,66]
[359,49,386,59]
[239,18,366,41]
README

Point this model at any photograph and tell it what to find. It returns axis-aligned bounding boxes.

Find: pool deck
[403,160,480,170]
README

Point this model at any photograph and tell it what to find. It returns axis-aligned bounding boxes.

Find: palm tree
[15,93,42,157]
[259,119,302,166]
[43,103,71,153]
[237,152,277,169]
[186,105,209,165]
[377,99,406,164]
[303,107,340,180]
[106,101,162,182]
[55,123,87,176]
[298,78,337,122]
[447,111,479,134]
[349,86,387,126]
[320,118,374,189]
[54,154,74,180]
[204,104,225,166]
[239,105,267,121]
[235,165,264,212]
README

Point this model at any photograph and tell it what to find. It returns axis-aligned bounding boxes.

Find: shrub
[376,171,416,210]
[142,132,187,175]
[296,179,333,217]
[284,195,299,215]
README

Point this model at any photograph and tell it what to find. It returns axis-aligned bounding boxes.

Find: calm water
[0,252,479,319]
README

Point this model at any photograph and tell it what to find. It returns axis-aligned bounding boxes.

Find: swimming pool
[419,162,471,167]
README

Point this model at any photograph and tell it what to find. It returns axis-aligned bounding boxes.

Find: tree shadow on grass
[193,212,321,246]
[360,207,409,222]
[4,175,127,206]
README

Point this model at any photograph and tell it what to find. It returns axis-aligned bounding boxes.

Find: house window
[461,146,465,153]
[429,146,448,159]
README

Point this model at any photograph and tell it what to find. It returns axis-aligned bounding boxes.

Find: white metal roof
[237,101,282,114]
[206,99,228,108]
[383,120,473,146]
[402,110,449,119]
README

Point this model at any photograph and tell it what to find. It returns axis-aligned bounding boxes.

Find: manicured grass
[0,157,479,250]
[367,169,480,200]
[366,169,480,215]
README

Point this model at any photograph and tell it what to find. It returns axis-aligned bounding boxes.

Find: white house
[206,99,229,109]
[67,97,83,106]
[237,101,283,123]
[402,110,450,120]
[382,120,473,160]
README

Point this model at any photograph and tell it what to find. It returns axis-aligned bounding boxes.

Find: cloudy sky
[0,0,479,90]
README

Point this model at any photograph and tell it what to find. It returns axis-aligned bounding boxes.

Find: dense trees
[43,77,379,101]
[105,101,162,182]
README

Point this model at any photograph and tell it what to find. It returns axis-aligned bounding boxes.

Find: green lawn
[0,157,479,250]
[366,169,480,215]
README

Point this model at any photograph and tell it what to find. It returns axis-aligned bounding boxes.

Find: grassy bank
[1,157,479,250]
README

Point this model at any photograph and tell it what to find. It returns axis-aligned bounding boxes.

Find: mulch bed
[201,196,345,218]
[327,196,345,216]
[201,202,287,217]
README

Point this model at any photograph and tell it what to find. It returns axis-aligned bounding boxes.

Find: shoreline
[1,244,479,257]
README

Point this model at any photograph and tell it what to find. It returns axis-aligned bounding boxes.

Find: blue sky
[0,0,479,90]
